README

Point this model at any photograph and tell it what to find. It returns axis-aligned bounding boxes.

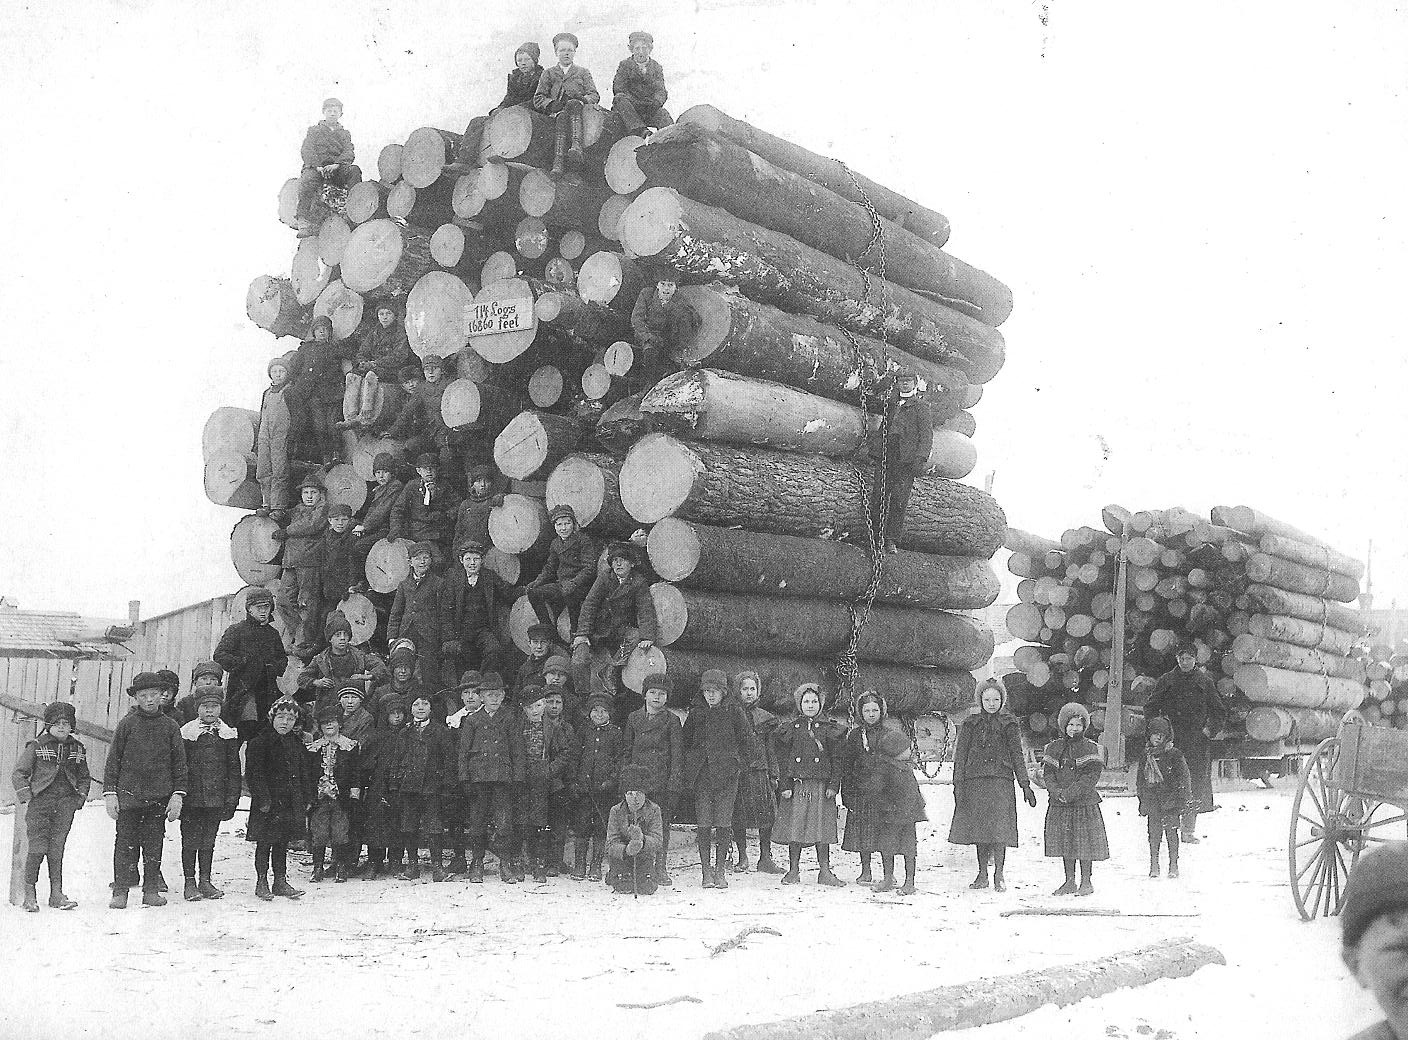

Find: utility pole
[1101,518,1131,770]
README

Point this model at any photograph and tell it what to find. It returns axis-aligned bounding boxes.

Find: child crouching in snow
[1041,702,1109,896]
[607,763,663,895]
[1137,716,1191,879]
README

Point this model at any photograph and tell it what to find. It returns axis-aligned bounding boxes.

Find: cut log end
[619,433,699,524]
[605,135,648,194]
[646,517,702,582]
[430,223,466,267]
[617,186,681,258]
[376,143,405,184]
[528,365,565,408]
[545,454,613,528]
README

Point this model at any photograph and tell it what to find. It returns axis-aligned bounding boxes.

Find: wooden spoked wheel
[1289,737,1408,920]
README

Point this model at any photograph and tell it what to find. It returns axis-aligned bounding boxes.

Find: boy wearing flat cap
[105,672,188,909]
[390,451,456,553]
[528,503,598,633]
[388,541,449,692]
[320,502,361,627]
[458,671,525,883]
[1342,841,1408,1039]
[174,661,223,724]
[607,763,664,895]
[290,315,353,465]
[178,686,241,901]
[12,701,90,911]
[385,355,455,478]
[296,97,361,230]
[518,622,568,691]
[629,268,695,393]
[621,673,682,885]
[442,538,513,687]
[534,31,600,176]
[612,32,672,137]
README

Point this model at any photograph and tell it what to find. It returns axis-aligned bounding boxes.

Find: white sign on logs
[465,296,533,337]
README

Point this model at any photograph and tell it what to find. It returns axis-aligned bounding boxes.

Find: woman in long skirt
[841,691,927,893]
[950,679,1038,891]
[1041,702,1110,896]
[771,683,845,887]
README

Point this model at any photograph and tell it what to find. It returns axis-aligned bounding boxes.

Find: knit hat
[547,504,578,526]
[297,475,324,493]
[856,690,886,718]
[379,694,408,722]
[457,539,486,558]
[389,645,417,669]
[315,703,343,725]
[372,452,398,475]
[520,682,548,706]
[552,32,579,48]
[193,686,226,709]
[642,673,672,695]
[156,669,180,692]
[479,671,506,693]
[325,612,353,639]
[311,315,334,337]
[527,623,556,642]
[336,683,365,702]
[515,42,541,62]
[190,660,222,683]
[267,356,290,379]
[586,691,613,713]
[1342,842,1408,947]
[1057,702,1090,734]
[328,503,354,519]
[544,655,570,676]
[43,701,76,728]
[399,362,423,383]
[410,541,436,560]
[1147,716,1173,741]
[620,763,651,793]
[628,31,654,46]
[127,671,166,696]
[700,669,727,692]
[269,697,302,722]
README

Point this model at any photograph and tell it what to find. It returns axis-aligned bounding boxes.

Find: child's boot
[142,884,168,907]
[109,884,130,909]
[447,850,468,876]
[255,876,273,901]
[272,875,304,899]
[551,118,568,177]
[155,869,169,894]
[566,103,586,167]
[571,840,589,881]
[1168,837,1180,879]
[781,843,802,885]
[468,853,485,884]
[198,878,223,899]
[733,835,750,874]
[874,854,896,893]
[857,852,873,885]
[197,850,223,898]
[184,877,203,901]
[21,883,39,912]
[714,834,732,889]
[756,835,782,875]
[816,844,845,887]
[1148,841,1162,878]
[698,832,716,889]
[587,845,604,882]
[991,847,1006,893]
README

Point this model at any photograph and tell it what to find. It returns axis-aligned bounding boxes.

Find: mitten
[1023,787,1039,808]
[166,793,184,822]
[104,792,120,820]
[626,837,643,857]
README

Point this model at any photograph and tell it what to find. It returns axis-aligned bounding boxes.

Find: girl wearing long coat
[950,680,1037,891]
[731,671,781,874]
[1041,702,1110,896]
[771,683,845,887]
[841,691,927,893]
[245,699,312,900]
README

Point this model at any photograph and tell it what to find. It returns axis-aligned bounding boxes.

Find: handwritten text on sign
[466,297,533,337]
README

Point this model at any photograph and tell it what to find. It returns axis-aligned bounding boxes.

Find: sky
[1,0,1405,619]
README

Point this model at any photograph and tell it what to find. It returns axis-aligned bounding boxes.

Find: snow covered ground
[0,784,1380,1040]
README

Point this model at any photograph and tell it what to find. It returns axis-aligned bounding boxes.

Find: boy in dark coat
[320,504,361,627]
[273,476,329,650]
[871,371,934,554]
[1137,716,1192,879]
[385,356,455,477]
[573,541,658,697]
[290,316,351,464]
[606,763,663,895]
[518,625,567,690]
[611,31,672,136]
[307,704,363,882]
[452,464,505,555]
[543,688,580,875]
[534,32,600,175]
[214,586,289,742]
[246,698,310,900]
[441,539,512,686]
[528,504,598,631]
[731,671,781,874]
[394,691,455,881]
[682,668,756,889]
[628,270,694,393]
[459,672,525,883]
[12,701,90,911]
[353,453,405,571]
[388,542,448,689]
[337,684,376,745]
[104,672,188,909]
[257,355,295,520]
[174,660,224,725]
[297,612,386,710]
[390,454,457,553]
[343,301,410,428]
[571,691,623,881]
[1144,645,1229,843]
[360,694,408,877]
[365,362,422,439]
[296,97,361,227]
[498,42,543,110]
[621,673,683,885]
[1340,842,1408,1040]
[178,686,241,901]
[516,683,574,882]
[371,644,427,724]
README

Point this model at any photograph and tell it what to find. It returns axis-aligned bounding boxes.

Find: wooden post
[1103,518,1130,770]
[9,798,29,906]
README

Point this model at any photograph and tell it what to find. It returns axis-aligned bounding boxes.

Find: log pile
[1002,508,1376,749]
[218,93,1014,724]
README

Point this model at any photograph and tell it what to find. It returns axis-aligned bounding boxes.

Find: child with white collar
[178,687,242,901]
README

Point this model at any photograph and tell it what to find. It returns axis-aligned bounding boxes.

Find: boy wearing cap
[574,542,658,697]
[390,453,457,554]
[518,624,568,691]
[173,661,224,724]
[516,683,573,883]
[307,705,362,882]
[571,691,624,881]
[296,97,361,228]
[612,31,672,136]
[273,477,329,651]
[528,504,598,632]
[320,503,361,622]
[629,271,695,393]
[104,672,189,909]
[498,42,544,110]
[154,670,181,717]
[459,671,525,883]
[298,612,386,712]
[869,370,933,555]
[441,677,483,874]
[453,464,505,554]
[386,355,455,476]
[214,587,290,743]
[290,316,353,465]
[1136,716,1191,879]
[246,698,311,900]
[388,541,449,691]
[543,688,580,875]
[442,539,513,686]
[178,688,241,901]
[353,452,405,570]
[534,32,600,176]
[1145,645,1229,843]
[622,674,682,885]
[606,763,663,895]
[394,692,455,881]
[257,355,296,521]
[372,644,426,724]
[683,669,757,889]
[12,701,90,911]
[360,694,408,877]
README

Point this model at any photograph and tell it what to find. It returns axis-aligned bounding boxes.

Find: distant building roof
[0,603,131,658]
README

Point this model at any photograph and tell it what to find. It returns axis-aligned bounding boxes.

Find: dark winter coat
[1136,741,1193,817]
[339,706,375,745]
[281,499,329,569]
[740,706,779,777]
[385,378,451,441]
[500,65,544,109]
[12,731,91,804]
[516,649,568,691]
[452,488,504,553]
[773,715,842,785]
[291,335,351,405]
[953,710,1029,787]
[441,566,515,646]
[575,721,625,795]
[682,698,756,789]
[575,571,658,642]
[104,709,188,808]
[387,570,448,650]
[301,119,355,168]
[629,289,697,350]
[529,530,599,598]
[520,716,573,792]
[880,395,934,477]
[394,718,455,795]
[1145,667,1228,748]
[354,320,412,381]
[1040,735,1104,807]
[621,707,683,796]
[389,477,456,545]
[533,63,600,113]
[606,797,663,860]
[358,479,404,542]
[319,527,360,601]
[360,724,403,802]
[178,719,242,810]
[213,615,290,726]
[296,647,388,708]
[612,57,668,107]
[841,719,926,823]
[370,678,429,725]
[307,735,362,806]
[458,705,526,784]
[245,728,313,842]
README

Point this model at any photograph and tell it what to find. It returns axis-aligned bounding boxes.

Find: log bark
[1212,505,1357,565]
[488,493,548,554]
[317,216,352,266]
[344,180,391,224]
[1231,634,1366,681]
[577,251,646,311]
[544,452,634,533]
[314,280,365,341]
[646,518,999,610]
[1232,663,1365,710]
[595,392,649,455]
[341,219,436,296]
[376,143,404,184]
[678,104,952,249]
[493,411,582,480]
[1244,706,1343,743]
[672,285,972,409]
[481,105,624,167]
[622,645,976,716]
[405,174,459,228]
[619,433,1006,557]
[1257,532,1364,581]
[1245,552,1360,603]
[402,127,463,188]
[639,123,1011,324]
[1004,528,1062,556]
[598,194,633,240]
[605,135,649,194]
[520,170,611,230]
[365,538,414,594]
[203,407,259,458]
[290,238,330,305]
[533,285,631,343]
[439,378,519,434]
[405,270,475,359]
[1247,612,1361,655]
[620,191,1004,381]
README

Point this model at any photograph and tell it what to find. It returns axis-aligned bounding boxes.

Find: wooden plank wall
[0,657,65,806]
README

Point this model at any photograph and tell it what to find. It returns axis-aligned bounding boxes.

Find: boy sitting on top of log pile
[535,32,599,176]
[295,97,361,234]
[612,31,672,137]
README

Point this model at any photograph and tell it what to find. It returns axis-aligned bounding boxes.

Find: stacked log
[1002,507,1374,749]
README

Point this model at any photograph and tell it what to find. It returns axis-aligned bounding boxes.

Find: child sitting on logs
[385,356,456,484]
[612,31,672,137]
[731,671,782,874]
[320,504,360,631]
[572,541,657,697]
[452,464,505,559]
[527,504,599,634]
[772,682,845,888]
[606,763,664,895]
[1041,702,1109,896]
[297,611,384,712]
[841,690,926,894]
[629,268,696,393]
[497,42,543,110]
[296,98,361,233]
[390,454,457,560]
[441,539,512,685]
[1137,717,1191,879]
[534,32,600,176]
[341,301,411,430]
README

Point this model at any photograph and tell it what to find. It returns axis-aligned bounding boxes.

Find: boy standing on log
[1144,645,1228,844]
[629,269,695,393]
[273,476,329,652]
[573,542,658,697]
[872,371,934,555]
[257,356,295,521]
[1340,842,1408,1040]
[12,701,90,912]
[214,587,289,743]
[441,539,512,685]
[612,31,672,137]
[534,32,600,176]
[296,98,361,231]
[291,316,352,466]
[527,504,598,632]
[388,542,448,690]
[390,454,457,558]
